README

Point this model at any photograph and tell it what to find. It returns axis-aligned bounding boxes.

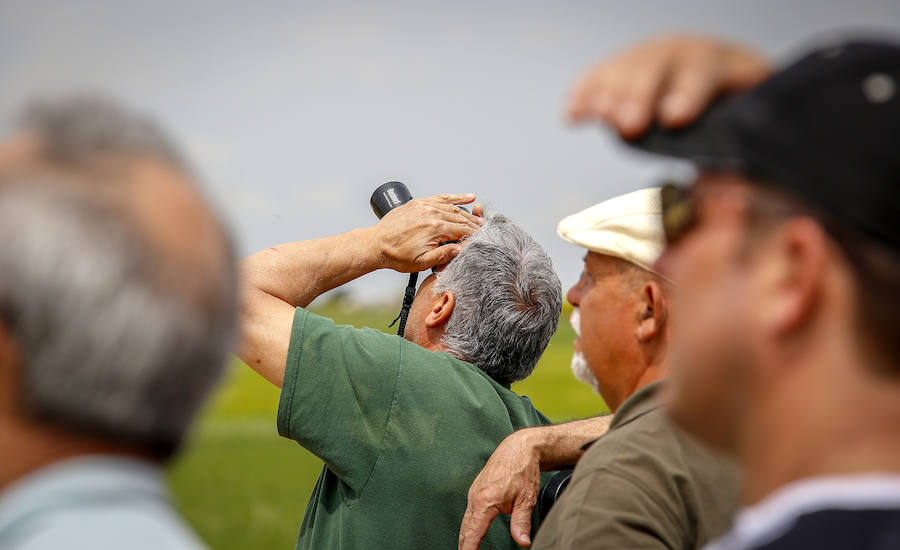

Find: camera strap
[388,271,419,337]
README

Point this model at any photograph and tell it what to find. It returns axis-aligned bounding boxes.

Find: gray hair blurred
[434,213,562,385]
[22,95,188,171]
[0,97,236,456]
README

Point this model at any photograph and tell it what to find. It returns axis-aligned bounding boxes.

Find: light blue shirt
[0,456,207,550]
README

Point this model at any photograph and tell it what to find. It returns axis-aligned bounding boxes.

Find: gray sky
[3,0,899,302]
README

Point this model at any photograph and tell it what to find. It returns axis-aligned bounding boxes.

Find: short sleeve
[532,466,683,550]
[276,308,402,492]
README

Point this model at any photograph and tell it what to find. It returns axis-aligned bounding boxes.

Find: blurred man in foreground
[239,202,562,549]
[459,189,739,550]
[571,30,900,549]
[638,38,900,549]
[0,98,237,549]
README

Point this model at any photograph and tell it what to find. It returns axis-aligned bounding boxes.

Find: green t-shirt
[277,308,552,550]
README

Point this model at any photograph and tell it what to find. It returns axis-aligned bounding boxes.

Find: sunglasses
[660,183,698,245]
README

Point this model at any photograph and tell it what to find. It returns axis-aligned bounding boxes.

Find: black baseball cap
[631,38,900,250]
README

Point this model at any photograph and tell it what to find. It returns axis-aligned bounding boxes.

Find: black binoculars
[370,181,469,219]
[369,181,470,337]
[370,181,413,220]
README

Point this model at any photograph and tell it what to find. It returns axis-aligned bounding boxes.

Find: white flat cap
[557,187,665,273]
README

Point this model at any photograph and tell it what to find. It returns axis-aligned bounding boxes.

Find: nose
[567,280,582,307]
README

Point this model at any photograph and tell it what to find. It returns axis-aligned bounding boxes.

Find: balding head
[0,96,237,457]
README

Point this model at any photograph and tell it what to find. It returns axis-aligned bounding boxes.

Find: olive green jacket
[532,380,741,550]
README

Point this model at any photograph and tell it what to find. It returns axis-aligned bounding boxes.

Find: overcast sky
[2,0,899,303]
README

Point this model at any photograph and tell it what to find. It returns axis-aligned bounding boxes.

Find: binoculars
[369,181,469,337]
[370,181,413,220]
[370,181,469,219]
[370,181,418,337]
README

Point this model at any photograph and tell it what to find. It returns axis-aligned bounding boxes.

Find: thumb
[510,502,534,547]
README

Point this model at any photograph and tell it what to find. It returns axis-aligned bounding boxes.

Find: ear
[636,280,668,343]
[424,291,456,328]
[0,321,13,369]
[0,321,22,411]
[758,218,827,336]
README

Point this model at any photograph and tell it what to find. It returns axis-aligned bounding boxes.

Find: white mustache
[570,307,581,337]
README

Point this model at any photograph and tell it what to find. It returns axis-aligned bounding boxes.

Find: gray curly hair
[434,213,562,385]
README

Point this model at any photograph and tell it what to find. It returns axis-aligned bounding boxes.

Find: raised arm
[459,414,613,549]
[239,193,482,386]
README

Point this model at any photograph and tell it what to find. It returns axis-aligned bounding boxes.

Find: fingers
[430,200,484,229]
[458,503,500,550]
[472,204,484,218]
[567,50,671,139]
[414,195,483,229]
[419,243,461,269]
[510,498,536,547]
[568,66,616,124]
[722,45,772,90]
[658,57,720,128]
[610,54,670,138]
[435,218,480,241]
[657,43,770,128]
[567,66,605,121]
[377,194,482,272]
[436,193,477,205]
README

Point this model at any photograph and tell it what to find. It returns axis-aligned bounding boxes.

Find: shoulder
[8,503,206,550]
[394,340,551,429]
[580,406,736,485]
[543,408,739,548]
[294,307,401,354]
[577,406,676,473]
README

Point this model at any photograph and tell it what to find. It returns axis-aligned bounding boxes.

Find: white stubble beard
[570,307,601,394]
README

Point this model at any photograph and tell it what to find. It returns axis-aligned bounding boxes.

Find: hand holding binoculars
[370,181,470,219]
[368,181,473,336]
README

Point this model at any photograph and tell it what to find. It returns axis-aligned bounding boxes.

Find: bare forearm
[237,193,481,388]
[524,415,614,470]
[459,414,614,548]
[241,227,382,308]
[237,227,383,384]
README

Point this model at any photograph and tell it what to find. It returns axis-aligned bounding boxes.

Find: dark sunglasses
[660,182,698,245]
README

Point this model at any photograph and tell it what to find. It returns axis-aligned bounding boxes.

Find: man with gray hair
[239,200,562,549]
[0,97,237,549]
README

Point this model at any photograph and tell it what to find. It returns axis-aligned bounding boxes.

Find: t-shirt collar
[703,473,900,550]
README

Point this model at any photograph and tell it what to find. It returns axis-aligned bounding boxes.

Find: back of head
[0,96,237,458]
[435,213,562,386]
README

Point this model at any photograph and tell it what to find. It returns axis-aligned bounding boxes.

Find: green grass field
[166,302,608,550]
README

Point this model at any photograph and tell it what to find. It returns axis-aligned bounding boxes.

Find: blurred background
[2,1,899,548]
